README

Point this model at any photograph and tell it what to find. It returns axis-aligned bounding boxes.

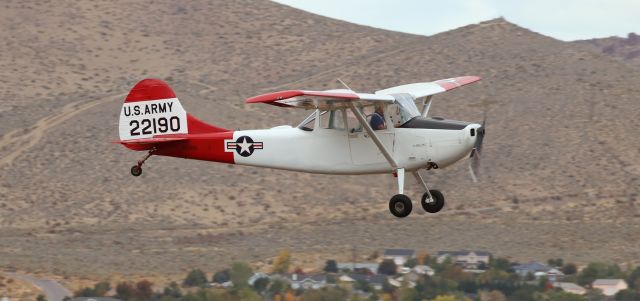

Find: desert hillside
[573,33,640,68]
[1,1,639,276]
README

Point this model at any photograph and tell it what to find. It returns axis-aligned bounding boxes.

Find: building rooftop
[437,250,491,257]
[593,279,626,286]
[383,249,416,257]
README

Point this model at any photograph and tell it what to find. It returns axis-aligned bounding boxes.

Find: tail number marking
[129,117,181,136]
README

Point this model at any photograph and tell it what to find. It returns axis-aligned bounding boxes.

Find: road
[4,273,72,301]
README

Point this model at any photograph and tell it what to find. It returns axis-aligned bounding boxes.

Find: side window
[346,107,373,133]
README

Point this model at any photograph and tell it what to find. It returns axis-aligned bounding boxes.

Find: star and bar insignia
[226,136,263,157]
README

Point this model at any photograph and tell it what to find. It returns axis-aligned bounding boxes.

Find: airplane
[116,76,485,218]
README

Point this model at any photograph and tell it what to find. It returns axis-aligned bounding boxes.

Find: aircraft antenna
[337,78,353,91]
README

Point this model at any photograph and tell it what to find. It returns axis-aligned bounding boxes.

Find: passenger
[369,105,387,130]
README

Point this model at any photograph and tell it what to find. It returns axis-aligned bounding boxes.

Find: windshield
[394,93,421,124]
[297,110,327,131]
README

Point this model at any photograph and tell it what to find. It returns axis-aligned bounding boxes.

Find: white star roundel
[225,136,263,157]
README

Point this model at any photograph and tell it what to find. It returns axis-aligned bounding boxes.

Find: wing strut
[347,103,398,171]
[421,96,433,117]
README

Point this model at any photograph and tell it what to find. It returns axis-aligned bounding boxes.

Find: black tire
[131,165,142,177]
[389,194,412,218]
[421,190,444,213]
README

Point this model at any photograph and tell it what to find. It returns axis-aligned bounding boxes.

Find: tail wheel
[421,190,444,213]
[389,194,412,218]
[131,165,142,177]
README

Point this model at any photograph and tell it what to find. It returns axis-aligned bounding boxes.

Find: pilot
[370,104,387,130]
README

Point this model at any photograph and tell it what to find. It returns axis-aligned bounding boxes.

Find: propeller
[468,116,486,183]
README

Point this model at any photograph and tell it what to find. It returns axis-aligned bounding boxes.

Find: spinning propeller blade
[468,115,486,183]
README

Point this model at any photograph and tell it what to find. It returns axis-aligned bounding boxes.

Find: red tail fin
[119,78,228,142]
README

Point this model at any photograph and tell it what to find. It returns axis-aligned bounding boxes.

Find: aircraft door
[347,106,395,165]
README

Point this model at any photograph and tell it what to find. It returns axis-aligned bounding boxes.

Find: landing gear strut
[130,148,155,177]
[414,171,445,213]
[387,170,446,217]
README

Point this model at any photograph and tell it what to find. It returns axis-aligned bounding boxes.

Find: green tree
[353,279,372,293]
[212,269,231,284]
[231,262,253,289]
[234,286,261,301]
[382,279,396,294]
[615,289,640,301]
[36,295,46,301]
[162,281,182,298]
[115,282,135,301]
[548,258,564,268]
[183,269,208,287]
[584,289,606,301]
[323,260,338,273]
[398,287,418,301]
[269,279,289,295]
[378,259,397,276]
[562,263,578,275]
[508,285,540,301]
[252,277,270,294]
[301,287,349,301]
[404,258,418,268]
[547,291,585,301]
[490,257,512,272]
[577,263,623,286]
[74,287,95,297]
[93,281,111,297]
[441,265,471,282]
[626,266,640,290]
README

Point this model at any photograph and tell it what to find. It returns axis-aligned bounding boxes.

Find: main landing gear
[388,169,445,218]
[130,148,155,177]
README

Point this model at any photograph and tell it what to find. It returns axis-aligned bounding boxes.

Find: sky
[273,0,640,41]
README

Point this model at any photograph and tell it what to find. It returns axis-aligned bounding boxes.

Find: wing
[375,76,481,99]
[245,89,395,110]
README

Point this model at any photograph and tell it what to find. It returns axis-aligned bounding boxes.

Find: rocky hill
[573,33,640,68]
[1,1,639,277]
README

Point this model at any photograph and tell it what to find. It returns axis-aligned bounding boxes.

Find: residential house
[383,249,416,266]
[342,274,389,291]
[513,262,551,278]
[553,282,586,295]
[289,274,327,290]
[413,265,435,276]
[436,250,491,269]
[592,279,628,296]
[337,263,379,274]
[544,268,565,282]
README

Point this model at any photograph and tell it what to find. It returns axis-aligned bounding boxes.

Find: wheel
[421,190,445,213]
[130,165,142,177]
[389,194,412,218]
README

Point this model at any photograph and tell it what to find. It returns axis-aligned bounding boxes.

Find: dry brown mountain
[573,33,640,68]
[1,1,639,277]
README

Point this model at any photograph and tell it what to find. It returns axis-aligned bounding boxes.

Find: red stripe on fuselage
[154,131,235,164]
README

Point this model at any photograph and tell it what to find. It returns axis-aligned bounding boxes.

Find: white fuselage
[225,123,480,175]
